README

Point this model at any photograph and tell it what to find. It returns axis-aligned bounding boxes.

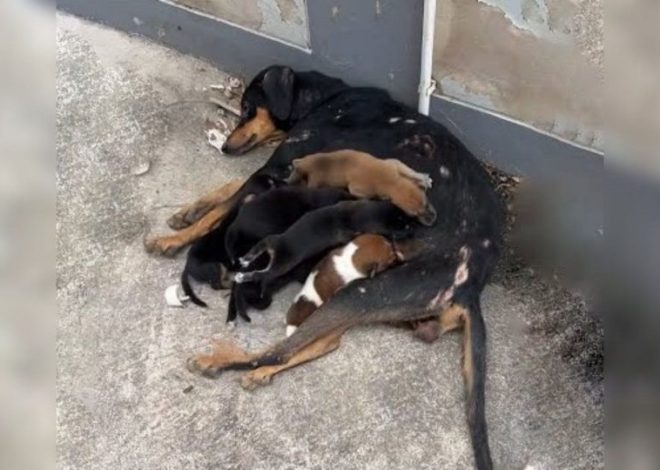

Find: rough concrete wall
[170,0,308,47]
[433,0,603,149]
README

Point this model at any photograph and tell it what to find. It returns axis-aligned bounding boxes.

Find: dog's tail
[181,268,207,308]
[459,297,492,470]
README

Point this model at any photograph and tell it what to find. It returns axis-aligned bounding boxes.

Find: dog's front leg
[145,205,228,257]
[167,179,244,230]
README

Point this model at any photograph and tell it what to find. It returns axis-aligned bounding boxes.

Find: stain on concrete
[175,0,262,30]
[434,0,603,149]
[173,0,308,46]
[275,0,303,24]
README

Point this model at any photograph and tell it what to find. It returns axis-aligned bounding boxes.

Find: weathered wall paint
[171,0,309,47]
[433,0,603,150]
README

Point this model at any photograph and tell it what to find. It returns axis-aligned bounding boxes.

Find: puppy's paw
[144,236,183,257]
[418,204,437,227]
[420,174,433,189]
[240,370,273,391]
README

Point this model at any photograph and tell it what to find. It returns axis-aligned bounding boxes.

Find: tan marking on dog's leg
[439,304,466,334]
[187,339,255,378]
[240,331,343,390]
[167,179,244,230]
[145,203,229,257]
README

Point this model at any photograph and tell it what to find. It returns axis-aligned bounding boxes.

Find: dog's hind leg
[239,330,344,390]
[167,179,244,230]
[386,159,432,189]
[438,304,465,334]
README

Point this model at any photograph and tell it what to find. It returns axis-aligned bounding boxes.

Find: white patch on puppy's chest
[294,271,323,306]
[333,242,365,284]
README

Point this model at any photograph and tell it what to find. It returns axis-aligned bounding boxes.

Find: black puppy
[182,186,352,321]
[235,200,414,288]
[180,174,279,307]
[227,257,321,323]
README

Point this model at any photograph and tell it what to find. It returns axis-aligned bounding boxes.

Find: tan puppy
[285,234,424,336]
[287,150,437,226]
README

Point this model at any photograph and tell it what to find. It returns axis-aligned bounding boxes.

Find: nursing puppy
[180,174,280,307]
[227,256,322,323]
[285,234,425,336]
[235,200,415,289]
[287,150,437,226]
[182,186,350,316]
[224,187,351,266]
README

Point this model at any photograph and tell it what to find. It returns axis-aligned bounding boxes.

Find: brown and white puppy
[287,150,437,226]
[285,234,424,336]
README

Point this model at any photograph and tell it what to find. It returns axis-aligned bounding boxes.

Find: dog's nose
[221,142,230,153]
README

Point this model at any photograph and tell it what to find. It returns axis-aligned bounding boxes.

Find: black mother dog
[153,66,504,469]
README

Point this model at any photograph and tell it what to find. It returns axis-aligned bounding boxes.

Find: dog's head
[223,66,296,155]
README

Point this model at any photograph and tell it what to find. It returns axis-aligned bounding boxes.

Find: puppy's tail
[181,269,207,308]
[459,297,492,470]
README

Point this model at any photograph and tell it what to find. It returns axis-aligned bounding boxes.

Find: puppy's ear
[263,66,295,121]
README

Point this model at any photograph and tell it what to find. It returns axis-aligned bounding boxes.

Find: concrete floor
[56,14,603,470]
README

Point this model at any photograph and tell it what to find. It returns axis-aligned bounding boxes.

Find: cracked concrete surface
[56,14,603,470]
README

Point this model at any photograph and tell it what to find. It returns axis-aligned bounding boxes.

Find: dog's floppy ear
[262,66,295,121]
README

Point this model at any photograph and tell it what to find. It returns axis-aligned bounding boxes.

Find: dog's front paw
[167,204,211,230]
[144,236,183,257]
[240,370,273,391]
[186,354,224,378]
[187,339,252,378]
[167,213,192,230]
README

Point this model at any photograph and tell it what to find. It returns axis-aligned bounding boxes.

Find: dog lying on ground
[149,65,505,469]
[285,234,426,336]
[234,200,415,290]
[288,150,437,226]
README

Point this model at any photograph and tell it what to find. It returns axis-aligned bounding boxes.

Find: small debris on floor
[182,385,194,394]
[206,128,226,153]
[165,284,188,307]
[131,159,151,176]
[207,75,244,117]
